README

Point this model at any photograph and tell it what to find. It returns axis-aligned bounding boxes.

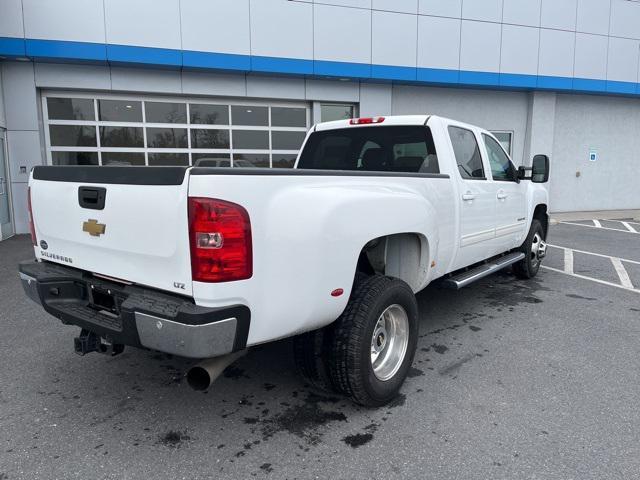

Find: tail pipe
[186,350,247,391]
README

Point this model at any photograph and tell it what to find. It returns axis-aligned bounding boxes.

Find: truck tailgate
[29,166,193,296]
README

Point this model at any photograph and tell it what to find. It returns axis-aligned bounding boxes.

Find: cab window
[483,134,517,181]
[448,126,484,180]
[297,126,439,173]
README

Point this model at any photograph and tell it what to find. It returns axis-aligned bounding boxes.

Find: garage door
[42,92,310,168]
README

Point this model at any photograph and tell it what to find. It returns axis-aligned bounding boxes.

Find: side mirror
[517,155,550,183]
[531,154,549,183]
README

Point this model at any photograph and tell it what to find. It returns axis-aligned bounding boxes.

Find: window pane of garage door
[44,94,308,167]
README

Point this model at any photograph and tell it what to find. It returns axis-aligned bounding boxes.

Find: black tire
[292,328,336,393]
[513,219,545,279]
[325,275,419,407]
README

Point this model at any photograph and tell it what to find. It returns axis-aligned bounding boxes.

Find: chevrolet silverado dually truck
[20,115,550,406]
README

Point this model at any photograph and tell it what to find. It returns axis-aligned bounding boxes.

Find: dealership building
[1,0,640,240]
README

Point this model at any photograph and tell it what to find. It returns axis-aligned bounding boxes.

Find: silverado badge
[82,219,106,237]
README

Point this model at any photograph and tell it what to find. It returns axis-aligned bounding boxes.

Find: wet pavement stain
[252,393,347,445]
[566,294,597,301]
[158,430,191,448]
[469,325,482,332]
[342,433,373,448]
[223,366,250,380]
[439,353,477,376]
[407,367,425,378]
[260,463,273,473]
[431,344,449,354]
[389,393,406,407]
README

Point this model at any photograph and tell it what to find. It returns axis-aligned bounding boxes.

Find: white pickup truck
[20,115,549,406]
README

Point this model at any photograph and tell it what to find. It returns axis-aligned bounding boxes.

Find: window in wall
[47,98,94,121]
[43,95,309,167]
[490,131,513,156]
[483,134,517,182]
[320,104,356,122]
[448,126,484,180]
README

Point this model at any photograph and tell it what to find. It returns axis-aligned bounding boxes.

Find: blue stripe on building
[1,37,639,98]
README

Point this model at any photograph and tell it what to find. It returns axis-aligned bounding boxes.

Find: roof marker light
[349,116,385,125]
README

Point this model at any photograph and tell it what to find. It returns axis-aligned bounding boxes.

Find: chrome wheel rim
[371,304,410,381]
[531,232,546,268]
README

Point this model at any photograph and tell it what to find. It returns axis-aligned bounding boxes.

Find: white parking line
[548,244,640,266]
[560,221,640,234]
[621,221,638,233]
[542,266,639,294]
[593,219,602,228]
[563,248,574,274]
[544,244,640,294]
[611,257,635,289]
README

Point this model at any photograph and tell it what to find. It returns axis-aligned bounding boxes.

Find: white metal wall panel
[6,130,41,184]
[104,0,181,49]
[314,0,371,8]
[418,0,462,18]
[502,0,541,27]
[34,63,112,90]
[181,71,248,97]
[23,0,106,43]
[372,11,417,67]
[417,16,460,70]
[305,79,360,102]
[359,83,392,116]
[574,33,608,80]
[0,71,5,129]
[372,0,418,14]
[250,0,313,59]
[538,29,575,78]
[181,0,250,55]
[576,0,611,35]
[501,25,539,75]
[246,76,306,100]
[1,63,39,131]
[313,4,371,64]
[540,0,577,31]
[460,20,501,73]
[609,0,640,40]
[0,0,25,38]
[607,37,640,83]
[462,0,504,23]
[110,67,182,93]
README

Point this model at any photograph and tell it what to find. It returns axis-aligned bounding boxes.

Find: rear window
[297,126,439,173]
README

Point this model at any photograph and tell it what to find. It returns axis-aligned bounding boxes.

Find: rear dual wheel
[293,275,418,407]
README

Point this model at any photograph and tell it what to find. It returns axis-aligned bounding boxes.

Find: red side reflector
[349,116,385,125]
[188,197,252,283]
[331,288,344,297]
[27,187,37,246]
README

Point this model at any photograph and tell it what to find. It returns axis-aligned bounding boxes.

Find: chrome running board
[442,252,526,289]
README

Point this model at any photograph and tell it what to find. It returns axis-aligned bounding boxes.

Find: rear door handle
[462,192,476,201]
[497,191,508,200]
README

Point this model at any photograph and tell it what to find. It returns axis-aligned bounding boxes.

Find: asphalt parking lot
[1,220,639,480]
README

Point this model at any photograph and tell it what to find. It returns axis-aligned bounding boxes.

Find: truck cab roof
[313,114,482,134]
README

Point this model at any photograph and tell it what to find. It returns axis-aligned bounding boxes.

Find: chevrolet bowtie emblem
[82,219,106,237]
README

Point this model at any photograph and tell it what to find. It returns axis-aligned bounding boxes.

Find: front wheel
[513,219,546,279]
[326,275,419,407]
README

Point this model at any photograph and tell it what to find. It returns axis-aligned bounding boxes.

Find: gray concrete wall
[391,85,530,165]
[551,94,640,212]
[1,62,44,235]
[0,68,6,129]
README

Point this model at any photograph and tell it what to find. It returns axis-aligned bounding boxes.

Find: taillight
[27,187,37,246]
[349,116,385,125]
[188,197,252,283]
